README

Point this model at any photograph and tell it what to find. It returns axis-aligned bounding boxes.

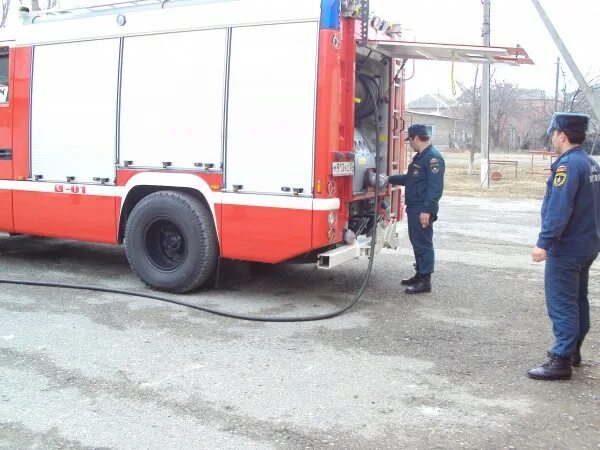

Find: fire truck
[0,0,531,292]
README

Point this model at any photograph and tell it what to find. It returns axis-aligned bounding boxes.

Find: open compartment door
[368,41,533,65]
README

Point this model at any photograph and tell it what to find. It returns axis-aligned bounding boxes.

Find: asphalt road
[1,196,599,449]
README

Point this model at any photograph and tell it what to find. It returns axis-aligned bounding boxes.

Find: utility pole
[480,0,490,188]
[531,0,600,122]
[554,57,560,112]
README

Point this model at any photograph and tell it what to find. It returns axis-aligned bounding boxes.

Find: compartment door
[30,39,119,183]
[14,39,119,243]
[221,22,319,261]
[119,29,227,169]
[225,22,318,195]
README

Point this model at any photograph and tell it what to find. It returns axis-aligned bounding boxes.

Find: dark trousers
[545,253,597,357]
[407,212,434,275]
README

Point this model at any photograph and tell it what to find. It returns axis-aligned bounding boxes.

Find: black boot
[401,273,420,286]
[405,274,431,294]
[527,352,572,380]
[571,341,582,367]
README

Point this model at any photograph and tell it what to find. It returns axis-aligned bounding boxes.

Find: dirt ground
[442,150,600,199]
[1,152,599,448]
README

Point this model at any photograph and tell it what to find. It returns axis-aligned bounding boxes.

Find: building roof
[407,94,458,110]
[517,89,547,100]
[406,110,455,120]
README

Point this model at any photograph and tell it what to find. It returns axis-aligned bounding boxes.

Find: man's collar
[416,144,432,155]
[553,146,581,167]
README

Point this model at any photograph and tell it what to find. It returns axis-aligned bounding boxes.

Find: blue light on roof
[320,0,340,30]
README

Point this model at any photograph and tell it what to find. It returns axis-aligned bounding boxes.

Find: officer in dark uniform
[528,112,600,381]
[388,124,445,294]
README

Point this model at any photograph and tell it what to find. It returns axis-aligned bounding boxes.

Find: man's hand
[377,174,389,190]
[367,171,389,190]
[419,212,431,228]
[532,246,547,262]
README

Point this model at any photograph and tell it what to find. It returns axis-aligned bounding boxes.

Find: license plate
[332,161,354,177]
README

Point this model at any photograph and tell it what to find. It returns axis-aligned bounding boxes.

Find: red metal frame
[345,19,406,220]
[390,58,406,219]
[313,28,344,248]
[12,47,31,181]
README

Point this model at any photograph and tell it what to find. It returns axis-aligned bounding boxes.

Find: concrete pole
[480,0,490,188]
[531,0,600,123]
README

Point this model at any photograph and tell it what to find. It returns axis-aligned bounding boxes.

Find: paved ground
[1,196,599,449]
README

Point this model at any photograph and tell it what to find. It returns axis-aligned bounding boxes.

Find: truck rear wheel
[124,191,218,293]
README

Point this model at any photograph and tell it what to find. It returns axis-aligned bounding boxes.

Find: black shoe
[527,352,572,380]
[571,341,582,367]
[401,273,420,286]
[405,274,431,294]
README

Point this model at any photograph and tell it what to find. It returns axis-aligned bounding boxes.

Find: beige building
[405,110,456,150]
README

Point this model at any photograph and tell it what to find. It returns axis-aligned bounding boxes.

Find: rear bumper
[317,236,372,269]
[316,219,398,269]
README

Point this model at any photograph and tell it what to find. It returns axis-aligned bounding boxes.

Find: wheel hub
[144,219,187,271]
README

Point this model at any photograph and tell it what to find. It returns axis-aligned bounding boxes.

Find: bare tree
[452,66,480,173]
[489,81,523,149]
[567,74,600,112]
[1,0,59,27]
[1,0,12,28]
[561,72,600,154]
[454,73,555,155]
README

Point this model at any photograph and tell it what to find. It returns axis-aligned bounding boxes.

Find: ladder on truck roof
[29,0,236,23]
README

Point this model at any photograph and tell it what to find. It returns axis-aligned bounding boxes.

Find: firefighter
[388,124,445,294]
[528,112,600,381]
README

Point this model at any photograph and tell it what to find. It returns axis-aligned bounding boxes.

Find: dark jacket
[388,144,445,215]
[537,147,600,256]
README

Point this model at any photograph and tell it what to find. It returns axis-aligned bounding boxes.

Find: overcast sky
[371,0,600,103]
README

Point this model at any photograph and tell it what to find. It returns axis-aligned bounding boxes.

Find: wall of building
[405,111,455,150]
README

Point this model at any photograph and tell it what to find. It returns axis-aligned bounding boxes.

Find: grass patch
[444,166,546,199]
[439,151,579,199]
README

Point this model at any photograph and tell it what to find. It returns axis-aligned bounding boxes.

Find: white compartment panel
[225,22,318,195]
[31,39,119,183]
[119,29,227,169]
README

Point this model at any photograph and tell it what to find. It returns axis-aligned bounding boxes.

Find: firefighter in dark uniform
[388,124,445,294]
[528,112,600,381]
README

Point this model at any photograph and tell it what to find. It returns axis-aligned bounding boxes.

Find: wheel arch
[118,173,220,245]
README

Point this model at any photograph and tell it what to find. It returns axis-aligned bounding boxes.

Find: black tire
[124,191,219,293]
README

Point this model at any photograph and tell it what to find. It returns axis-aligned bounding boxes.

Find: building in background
[407,94,458,117]
[405,110,456,150]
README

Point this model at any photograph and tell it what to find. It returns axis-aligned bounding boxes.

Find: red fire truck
[0,0,531,292]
